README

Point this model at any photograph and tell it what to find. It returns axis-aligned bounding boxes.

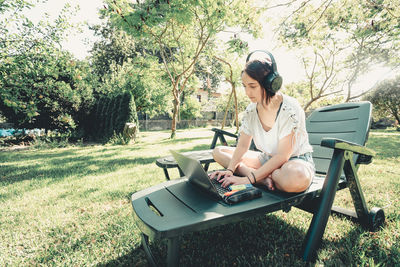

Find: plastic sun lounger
[131,101,385,266]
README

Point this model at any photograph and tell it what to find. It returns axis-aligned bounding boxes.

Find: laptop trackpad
[165,181,223,212]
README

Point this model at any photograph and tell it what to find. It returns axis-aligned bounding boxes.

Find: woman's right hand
[208,169,234,182]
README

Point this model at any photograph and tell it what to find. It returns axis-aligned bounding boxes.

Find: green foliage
[95,57,171,118]
[363,74,400,124]
[0,0,79,58]
[216,89,250,119]
[89,21,172,118]
[107,132,131,145]
[87,92,138,142]
[276,0,400,103]
[0,48,96,132]
[89,22,138,78]
[284,81,344,111]
[180,96,202,120]
[194,51,224,92]
[0,0,95,134]
[32,131,75,149]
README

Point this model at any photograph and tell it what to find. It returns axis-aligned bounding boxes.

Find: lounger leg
[178,166,184,177]
[218,134,228,147]
[167,236,180,267]
[328,153,370,222]
[141,233,158,267]
[204,162,210,172]
[141,234,180,267]
[210,131,220,149]
[301,149,345,262]
[343,152,369,224]
[163,168,171,180]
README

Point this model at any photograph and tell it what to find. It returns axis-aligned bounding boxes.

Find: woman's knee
[273,161,311,192]
[212,146,232,163]
[212,146,226,158]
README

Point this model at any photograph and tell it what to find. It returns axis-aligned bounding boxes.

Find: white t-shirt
[239,94,313,156]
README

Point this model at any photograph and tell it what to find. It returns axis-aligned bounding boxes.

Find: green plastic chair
[131,101,385,266]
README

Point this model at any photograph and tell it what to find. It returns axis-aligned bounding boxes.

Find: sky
[26,0,104,60]
[24,0,394,94]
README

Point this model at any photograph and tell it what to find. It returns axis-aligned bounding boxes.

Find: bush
[0,49,98,133]
[180,97,203,120]
[86,92,138,143]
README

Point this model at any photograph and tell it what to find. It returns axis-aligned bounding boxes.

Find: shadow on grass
[101,211,392,266]
[183,143,211,152]
[96,245,149,267]
[159,136,212,145]
[319,218,398,266]
[0,146,159,187]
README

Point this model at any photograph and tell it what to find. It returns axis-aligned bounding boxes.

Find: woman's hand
[208,170,234,181]
[219,175,250,188]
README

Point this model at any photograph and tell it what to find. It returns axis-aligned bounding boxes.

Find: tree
[104,0,263,138]
[0,0,96,132]
[215,89,250,127]
[275,0,400,108]
[97,58,171,118]
[89,22,172,118]
[89,21,138,78]
[0,47,96,132]
[364,74,400,125]
[0,0,79,58]
[180,96,202,120]
[213,55,243,132]
[194,49,224,92]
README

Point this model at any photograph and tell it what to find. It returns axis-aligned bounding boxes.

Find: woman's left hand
[219,175,250,188]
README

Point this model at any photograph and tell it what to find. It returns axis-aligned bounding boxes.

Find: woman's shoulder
[244,102,257,113]
[279,94,304,124]
[281,94,303,114]
[282,94,301,108]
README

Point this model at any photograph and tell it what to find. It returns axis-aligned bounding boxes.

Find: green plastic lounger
[131,101,385,266]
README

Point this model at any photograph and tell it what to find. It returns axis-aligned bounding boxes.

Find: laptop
[170,150,231,201]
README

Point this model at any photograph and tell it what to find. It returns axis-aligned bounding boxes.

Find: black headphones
[246,50,283,93]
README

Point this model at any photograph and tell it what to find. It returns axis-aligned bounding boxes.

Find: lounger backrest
[306,101,372,175]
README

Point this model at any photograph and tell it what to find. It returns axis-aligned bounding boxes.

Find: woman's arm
[251,131,294,182]
[226,132,253,172]
[210,132,253,181]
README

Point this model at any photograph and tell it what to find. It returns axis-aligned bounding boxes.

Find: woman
[210,55,315,193]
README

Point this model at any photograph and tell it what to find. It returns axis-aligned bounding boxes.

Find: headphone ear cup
[264,72,283,93]
[270,73,283,93]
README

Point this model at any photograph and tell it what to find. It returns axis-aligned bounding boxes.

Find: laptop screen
[170,150,221,199]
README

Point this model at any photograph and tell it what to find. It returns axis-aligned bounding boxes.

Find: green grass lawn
[0,127,399,266]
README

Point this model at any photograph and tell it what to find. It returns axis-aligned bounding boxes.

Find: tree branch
[306,0,334,33]
[265,0,301,10]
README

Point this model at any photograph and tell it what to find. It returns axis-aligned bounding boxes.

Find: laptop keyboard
[211,178,231,194]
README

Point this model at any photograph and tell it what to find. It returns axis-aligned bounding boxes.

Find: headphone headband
[246,50,278,72]
[245,50,282,93]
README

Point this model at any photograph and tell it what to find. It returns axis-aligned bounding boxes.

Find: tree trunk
[232,84,239,133]
[171,89,180,139]
[222,89,234,129]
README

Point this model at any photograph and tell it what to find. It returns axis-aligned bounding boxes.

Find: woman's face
[241,71,263,104]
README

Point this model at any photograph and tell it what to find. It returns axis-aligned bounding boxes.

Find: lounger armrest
[211,128,238,139]
[321,137,376,164]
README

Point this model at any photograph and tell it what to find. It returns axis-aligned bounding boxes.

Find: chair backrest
[306,101,372,175]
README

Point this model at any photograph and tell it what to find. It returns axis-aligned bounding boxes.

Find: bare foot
[259,176,275,191]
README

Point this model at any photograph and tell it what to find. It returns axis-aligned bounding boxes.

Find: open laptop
[170,150,231,201]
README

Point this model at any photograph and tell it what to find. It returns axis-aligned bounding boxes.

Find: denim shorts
[258,152,316,178]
